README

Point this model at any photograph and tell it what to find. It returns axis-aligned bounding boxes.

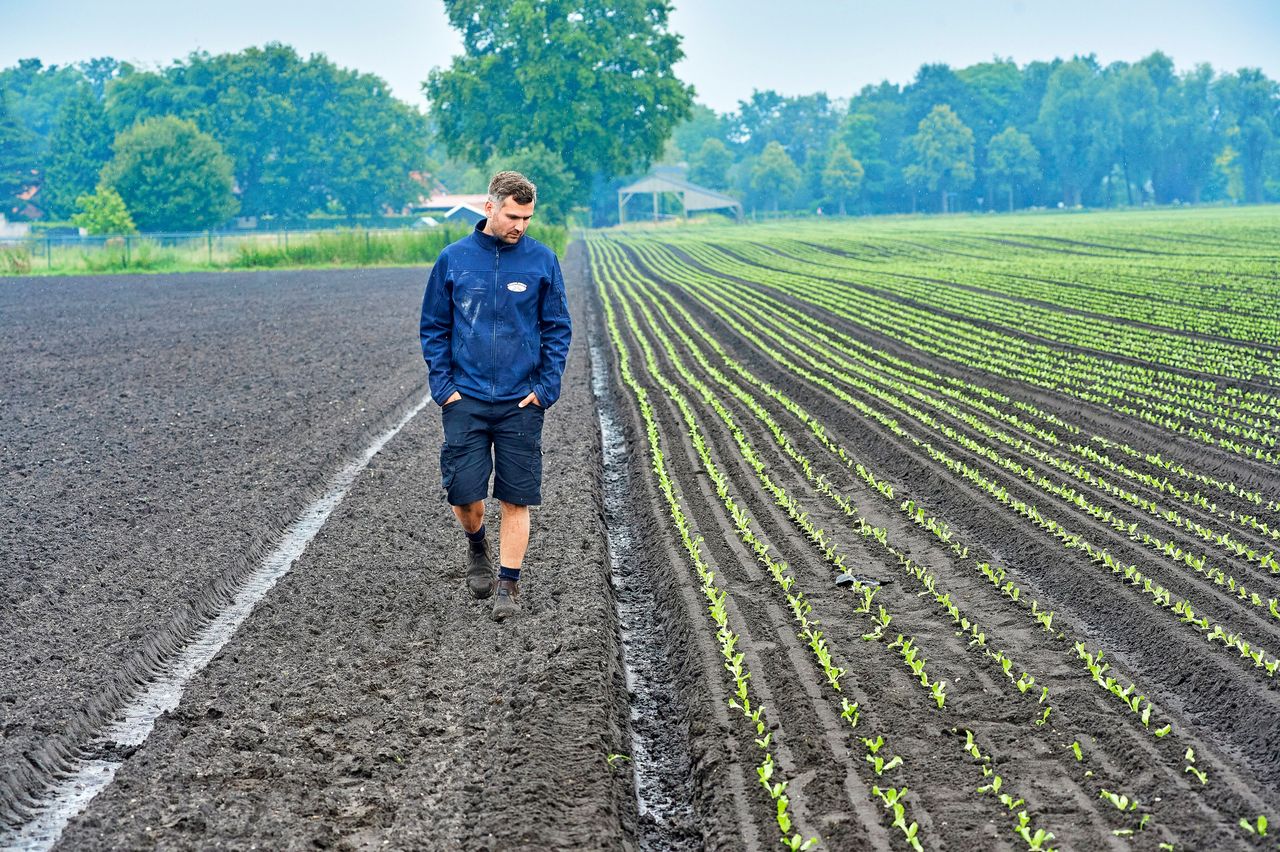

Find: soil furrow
[661,241,1276,486]
[593,236,1274,844]
[618,255,1259,848]
[44,250,638,850]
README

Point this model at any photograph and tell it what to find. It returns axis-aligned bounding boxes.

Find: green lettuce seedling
[1238,815,1268,837]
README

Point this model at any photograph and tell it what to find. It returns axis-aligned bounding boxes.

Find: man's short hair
[488,171,537,207]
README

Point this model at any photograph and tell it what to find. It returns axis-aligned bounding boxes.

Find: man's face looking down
[484,196,535,244]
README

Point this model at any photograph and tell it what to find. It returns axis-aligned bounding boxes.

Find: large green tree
[79,57,122,101]
[734,91,839,166]
[485,142,575,224]
[670,103,723,161]
[43,84,113,219]
[821,141,864,215]
[689,138,733,189]
[0,93,37,218]
[1156,64,1221,203]
[0,59,84,158]
[846,83,911,210]
[426,0,693,208]
[297,61,425,217]
[904,64,969,132]
[986,126,1040,210]
[1038,60,1112,206]
[957,60,1025,143]
[1110,63,1163,204]
[840,111,888,212]
[1218,68,1277,203]
[101,116,238,231]
[106,44,427,219]
[751,140,801,211]
[904,104,975,212]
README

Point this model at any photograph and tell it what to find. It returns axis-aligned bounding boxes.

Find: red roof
[421,192,490,210]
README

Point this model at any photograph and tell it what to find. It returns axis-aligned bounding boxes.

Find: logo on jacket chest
[507,281,527,293]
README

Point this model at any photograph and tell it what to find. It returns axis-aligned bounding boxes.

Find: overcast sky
[4,0,1278,114]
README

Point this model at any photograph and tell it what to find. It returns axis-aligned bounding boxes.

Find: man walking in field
[420,171,572,621]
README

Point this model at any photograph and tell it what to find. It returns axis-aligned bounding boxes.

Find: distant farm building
[617,171,743,223]
[412,192,489,226]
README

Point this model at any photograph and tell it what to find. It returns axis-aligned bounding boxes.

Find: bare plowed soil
[4,269,432,820]
[1,260,647,850]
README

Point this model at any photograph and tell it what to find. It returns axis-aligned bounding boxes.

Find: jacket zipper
[492,248,499,397]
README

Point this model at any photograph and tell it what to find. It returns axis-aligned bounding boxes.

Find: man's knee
[499,500,529,515]
[452,500,485,528]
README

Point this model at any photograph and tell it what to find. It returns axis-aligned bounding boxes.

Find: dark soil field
[0,258,644,850]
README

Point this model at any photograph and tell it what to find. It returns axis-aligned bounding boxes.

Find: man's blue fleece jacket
[420,220,572,408]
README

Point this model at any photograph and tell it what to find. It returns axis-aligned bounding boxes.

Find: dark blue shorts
[440,395,545,506]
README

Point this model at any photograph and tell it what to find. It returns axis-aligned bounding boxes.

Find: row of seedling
[612,247,1113,741]
[958,729,1058,851]
[599,228,1280,844]
[668,234,1275,469]
[602,250,934,847]
[600,237,1227,847]
[672,235,1280,557]
[604,241,1254,834]
[657,234,1274,551]
[613,263,1037,723]
[609,249,1116,808]
[1073,643,1173,736]
[1088,433,1276,515]
[656,258,1280,689]
[914,434,1280,678]
[610,241,1199,763]
[596,265,812,851]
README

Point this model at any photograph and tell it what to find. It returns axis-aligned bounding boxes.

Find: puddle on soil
[4,396,431,852]
[590,333,698,850]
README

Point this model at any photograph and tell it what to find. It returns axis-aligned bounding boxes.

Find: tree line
[0,45,431,232]
[0,2,694,233]
[665,53,1279,216]
[3,20,1277,232]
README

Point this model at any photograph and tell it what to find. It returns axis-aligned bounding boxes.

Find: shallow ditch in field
[590,330,699,851]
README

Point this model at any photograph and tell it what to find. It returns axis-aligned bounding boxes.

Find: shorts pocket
[439,442,458,490]
[527,424,544,477]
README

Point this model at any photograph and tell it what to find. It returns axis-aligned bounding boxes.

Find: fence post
[125,235,130,268]
[46,236,51,270]
[207,230,213,264]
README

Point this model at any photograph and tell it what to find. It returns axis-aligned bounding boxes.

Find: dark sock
[498,565,521,583]
[466,524,486,547]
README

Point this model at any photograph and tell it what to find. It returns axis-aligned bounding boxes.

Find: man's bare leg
[492,500,528,620]
[498,500,530,569]
[452,500,485,534]
[455,500,493,598]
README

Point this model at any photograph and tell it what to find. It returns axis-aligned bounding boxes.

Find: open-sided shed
[617,173,743,223]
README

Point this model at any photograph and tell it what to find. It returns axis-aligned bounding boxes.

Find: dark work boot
[466,540,495,599]
[491,578,520,621]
